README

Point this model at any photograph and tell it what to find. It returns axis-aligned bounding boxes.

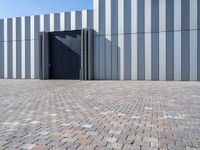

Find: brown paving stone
[91,140,107,147]
[76,138,93,145]
[32,145,48,150]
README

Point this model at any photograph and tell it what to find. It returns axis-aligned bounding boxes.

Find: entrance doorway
[49,30,81,79]
[39,29,93,80]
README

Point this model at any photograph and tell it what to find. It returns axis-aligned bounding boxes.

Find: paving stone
[106,142,123,149]
[77,144,96,150]
[20,144,36,150]
[61,137,77,143]
[123,144,140,150]
[76,138,92,145]
[103,137,118,143]
[91,140,107,147]
[32,145,48,150]
[186,146,200,150]
[0,80,199,150]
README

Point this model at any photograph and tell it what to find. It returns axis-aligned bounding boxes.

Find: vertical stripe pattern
[0,0,199,81]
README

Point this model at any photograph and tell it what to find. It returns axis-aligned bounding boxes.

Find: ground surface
[0,80,199,150]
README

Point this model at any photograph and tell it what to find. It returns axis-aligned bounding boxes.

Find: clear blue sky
[0,0,93,19]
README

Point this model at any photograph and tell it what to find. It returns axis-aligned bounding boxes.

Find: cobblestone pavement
[0,80,199,150]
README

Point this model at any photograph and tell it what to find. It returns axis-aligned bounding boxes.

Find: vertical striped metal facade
[0,10,93,79]
[93,0,200,81]
[0,0,200,81]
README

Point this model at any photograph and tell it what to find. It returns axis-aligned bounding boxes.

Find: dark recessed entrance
[49,30,81,79]
[39,29,94,80]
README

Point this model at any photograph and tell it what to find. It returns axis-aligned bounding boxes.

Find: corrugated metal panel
[21,17,25,79]
[34,16,40,79]
[111,35,118,80]
[111,0,118,35]
[75,11,82,30]
[65,12,71,30]
[159,0,166,80]
[94,36,99,79]
[198,0,200,30]
[190,30,197,80]
[105,35,111,79]
[166,0,174,32]
[34,16,40,39]
[131,34,137,80]
[131,0,138,80]
[198,30,200,81]
[25,17,30,40]
[12,18,16,79]
[30,16,35,79]
[16,17,21,41]
[50,14,54,32]
[60,12,65,31]
[159,0,166,32]
[87,10,93,29]
[99,0,105,35]
[7,41,13,78]
[118,34,124,80]
[0,20,4,41]
[137,34,145,80]
[54,13,60,31]
[4,19,8,78]
[190,0,198,30]
[181,0,190,31]
[34,40,39,79]
[44,14,50,32]
[159,32,166,80]
[151,0,159,33]
[16,41,21,79]
[0,42,4,78]
[93,0,99,34]
[124,0,131,34]
[99,36,105,79]
[71,11,76,30]
[166,32,174,80]
[118,0,124,79]
[151,33,159,80]
[131,0,137,34]
[174,0,181,31]
[105,0,111,35]
[82,10,87,29]
[7,18,13,42]
[124,34,131,80]
[145,0,151,33]
[137,0,144,33]
[174,31,181,80]
[25,40,30,79]
[145,33,151,80]
[181,31,190,81]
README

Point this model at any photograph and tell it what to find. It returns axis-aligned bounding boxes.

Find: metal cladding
[0,10,93,79]
[0,0,200,81]
[93,0,200,81]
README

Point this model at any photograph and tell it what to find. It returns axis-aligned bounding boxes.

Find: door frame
[39,29,94,80]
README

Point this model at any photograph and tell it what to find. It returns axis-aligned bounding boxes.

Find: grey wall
[0,0,199,81]
[93,0,200,81]
[0,10,93,79]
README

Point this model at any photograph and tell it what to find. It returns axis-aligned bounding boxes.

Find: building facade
[0,0,200,80]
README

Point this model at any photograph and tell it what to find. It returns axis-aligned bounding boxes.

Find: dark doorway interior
[40,29,94,80]
[49,30,81,79]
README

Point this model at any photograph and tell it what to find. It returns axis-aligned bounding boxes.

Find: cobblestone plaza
[0,80,199,150]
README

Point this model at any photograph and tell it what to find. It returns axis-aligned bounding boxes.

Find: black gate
[39,29,93,80]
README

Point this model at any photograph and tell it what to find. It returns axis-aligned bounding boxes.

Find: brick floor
[0,80,199,150]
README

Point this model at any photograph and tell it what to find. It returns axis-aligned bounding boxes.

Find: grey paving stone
[0,80,199,150]
[20,144,36,150]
